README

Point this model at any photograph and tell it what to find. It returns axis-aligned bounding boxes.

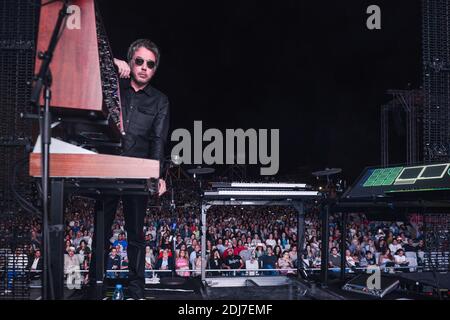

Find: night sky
[98,0,422,183]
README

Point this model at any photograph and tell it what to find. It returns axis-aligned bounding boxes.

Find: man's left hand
[158,179,167,196]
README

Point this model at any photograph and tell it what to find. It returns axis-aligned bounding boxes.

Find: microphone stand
[30,0,69,300]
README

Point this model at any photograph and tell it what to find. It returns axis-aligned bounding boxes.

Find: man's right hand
[113,58,130,79]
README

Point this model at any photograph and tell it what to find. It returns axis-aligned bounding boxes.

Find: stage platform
[21,272,449,300]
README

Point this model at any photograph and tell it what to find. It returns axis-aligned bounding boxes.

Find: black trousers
[90,194,148,299]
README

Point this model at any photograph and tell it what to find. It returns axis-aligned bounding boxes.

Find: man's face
[130,47,156,86]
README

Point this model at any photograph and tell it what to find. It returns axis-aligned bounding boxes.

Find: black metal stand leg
[340,212,347,281]
[294,202,305,276]
[49,179,65,300]
[93,200,105,300]
[320,204,330,287]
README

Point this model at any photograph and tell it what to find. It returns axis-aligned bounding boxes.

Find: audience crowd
[0,180,435,285]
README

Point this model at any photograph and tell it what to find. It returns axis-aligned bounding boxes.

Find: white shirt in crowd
[31,258,40,270]
[189,251,197,268]
[245,259,259,276]
[394,254,407,265]
[265,239,276,248]
[389,243,402,254]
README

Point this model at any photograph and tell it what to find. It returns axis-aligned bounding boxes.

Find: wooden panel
[29,153,160,179]
[35,0,102,111]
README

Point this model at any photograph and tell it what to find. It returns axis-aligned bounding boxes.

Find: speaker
[342,273,400,298]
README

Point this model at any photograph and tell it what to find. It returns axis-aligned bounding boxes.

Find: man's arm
[149,96,170,167]
[149,96,170,196]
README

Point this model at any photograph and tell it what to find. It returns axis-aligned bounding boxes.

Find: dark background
[98,0,422,183]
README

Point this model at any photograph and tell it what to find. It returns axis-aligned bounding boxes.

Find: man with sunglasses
[90,39,169,300]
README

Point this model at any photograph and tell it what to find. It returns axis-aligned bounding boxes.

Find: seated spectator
[175,249,190,277]
[310,236,319,252]
[222,247,244,276]
[328,247,341,268]
[417,239,426,252]
[251,234,262,247]
[289,244,298,267]
[189,244,201,269]
[259,246,278,275]
[145,246,155,274]
[265,233,277,248]
[72,231,84,249]
[155,248,174,277]
[27,249,43,281]
[345,249,357,268]
[394,249,409,268]
[63,246,82,288]
[234,239,247,256]
[216,238,226,255]
[377,238,388,253]
[64,240,72,255]
[278,251,294,275]
[187,239,198,256]
[255,243,264,259]
[113,232,128,252]
[145,233,156,250]
[403,238,417,252]
[174,234,184,250]
[389,238,402,254]
[82,230,92,249]
[209,249,222,276]
[180,224,192,240]
[115,243,127,261]
[193,254,202,277]
[378,248,395,268]
[119,256,129,279]
[348,237,359,254]
[30,231,41,252]
[359,251,377,267]
[106,248,121,279]
[245,254,260,276]
[76,240,91,263]
[398,232,408,245]
[280,233,289,249]
[364,239,377,256]
[274,245,283,259]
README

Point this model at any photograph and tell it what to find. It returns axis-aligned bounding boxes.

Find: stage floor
[21,273,448,300]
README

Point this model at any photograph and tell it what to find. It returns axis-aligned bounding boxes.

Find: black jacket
[119,79,170,174]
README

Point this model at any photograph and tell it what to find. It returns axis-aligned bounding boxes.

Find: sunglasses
[134,57,156,69]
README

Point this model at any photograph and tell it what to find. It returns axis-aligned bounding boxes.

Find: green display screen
[345,163,450,199]
[362,167,403,187]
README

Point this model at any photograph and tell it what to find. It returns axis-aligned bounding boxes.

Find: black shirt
[119,79,170,172]
[224,255,242,269]
[209,257,222,269]
[259,254,277,268]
